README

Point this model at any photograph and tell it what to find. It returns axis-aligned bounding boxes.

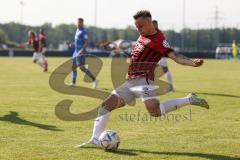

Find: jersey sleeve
[40,36,46,43]
[39,36,46,46]
[83,30,89,40]
[150,37,174,57]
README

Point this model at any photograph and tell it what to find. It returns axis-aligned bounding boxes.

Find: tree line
[0,22,239,51]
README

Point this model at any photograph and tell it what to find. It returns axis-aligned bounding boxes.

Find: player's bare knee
[149,108,161,117]
[144,99,161,117]
[118,98,125,107]
[149,111,158,117]
[163,67,168,73]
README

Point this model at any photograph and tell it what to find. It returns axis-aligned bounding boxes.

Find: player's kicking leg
[144,93,209,118]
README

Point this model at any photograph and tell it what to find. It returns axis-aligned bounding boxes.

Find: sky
[0,0,239,31]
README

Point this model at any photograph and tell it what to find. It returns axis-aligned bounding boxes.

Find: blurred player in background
[70,18,98,88]
[232,40,239,59]
[22,31,48,72]
[153,20,174,91]
[38,29,48,71]
[77,10,209,148]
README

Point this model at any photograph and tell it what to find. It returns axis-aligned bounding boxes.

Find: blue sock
[72,70,77,84]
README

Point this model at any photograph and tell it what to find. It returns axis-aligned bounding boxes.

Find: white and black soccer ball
[99,130,120,151]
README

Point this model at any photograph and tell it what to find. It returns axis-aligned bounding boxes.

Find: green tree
[0,29,8,43]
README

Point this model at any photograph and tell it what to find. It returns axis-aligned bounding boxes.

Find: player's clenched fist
[193,59,204,67]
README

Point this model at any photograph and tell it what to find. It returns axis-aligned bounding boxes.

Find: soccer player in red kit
[76,10,209,148]
[23,31,48,72]
[38,29,48,72]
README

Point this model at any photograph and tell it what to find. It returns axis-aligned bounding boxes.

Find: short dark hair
[152,20,158,25]
[133,10,152,20]
[28,31,36,37]
[78,18,84,22]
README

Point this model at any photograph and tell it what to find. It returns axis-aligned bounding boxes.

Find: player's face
[28,32,34,38]
[28,32,31,38]
[135,18,153,36]
[77,20,84,28]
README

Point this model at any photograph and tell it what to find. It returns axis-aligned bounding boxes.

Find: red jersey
[128,31,173,81]
[28,37,40,52]
[38,33,47,47]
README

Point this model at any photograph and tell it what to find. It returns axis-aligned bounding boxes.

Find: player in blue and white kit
[71,18,98,88]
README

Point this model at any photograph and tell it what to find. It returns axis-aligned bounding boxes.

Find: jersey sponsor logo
[142,87,150,96]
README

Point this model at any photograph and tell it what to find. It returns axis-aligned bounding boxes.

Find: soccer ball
[99,130,120,151]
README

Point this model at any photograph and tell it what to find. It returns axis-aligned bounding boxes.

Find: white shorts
[159,58,168,67]
[111,77,158,104]
[32,52,45,63]
[41,47,47,56]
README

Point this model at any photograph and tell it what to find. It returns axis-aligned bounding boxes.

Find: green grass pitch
[0,57,239,160]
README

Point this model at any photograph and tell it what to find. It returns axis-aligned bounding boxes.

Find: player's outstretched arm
[168,51,204,67]
[19,41,29,48]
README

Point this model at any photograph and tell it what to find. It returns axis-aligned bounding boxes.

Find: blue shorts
[72,56,85,66]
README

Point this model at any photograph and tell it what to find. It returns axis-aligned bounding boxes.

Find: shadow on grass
[115,149,239,160]
[77,146,137,156]
[79,146,239,159]
[176,91,240,99]
[0,111,63,131]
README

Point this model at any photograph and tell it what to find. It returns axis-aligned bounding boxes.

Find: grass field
[0,57,240,160]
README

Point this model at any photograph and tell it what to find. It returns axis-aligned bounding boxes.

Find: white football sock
[91,107,110,140]
[159,97,190,115]
[165,71,173,86]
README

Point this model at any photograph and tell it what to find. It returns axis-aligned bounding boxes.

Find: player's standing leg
[41,48,48,72]
[71,57,78,86]
[164,69,174,91]
[159,58,174,91]
[77,56,98,88]
[75,94,125,148]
